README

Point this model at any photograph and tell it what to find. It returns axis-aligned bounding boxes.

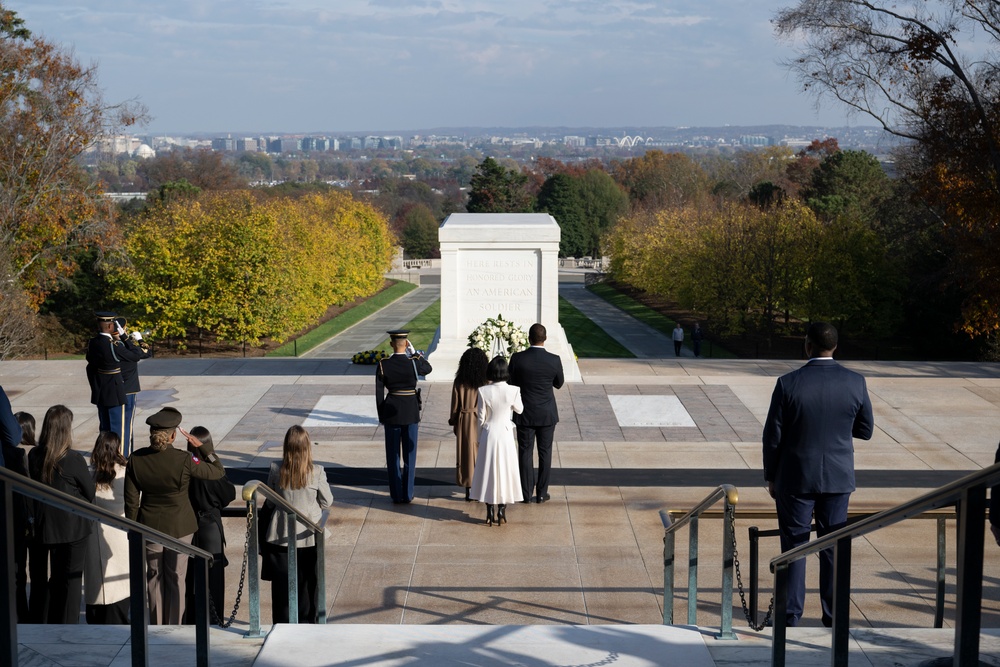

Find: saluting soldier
[86,312,126,440]
[113,316,152,457]
[375,330,432,504]
[124,407,226,625]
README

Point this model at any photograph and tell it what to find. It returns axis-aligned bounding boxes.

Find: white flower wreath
[467,313,529,359]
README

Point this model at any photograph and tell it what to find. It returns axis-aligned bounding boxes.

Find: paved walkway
[300,286,440,358]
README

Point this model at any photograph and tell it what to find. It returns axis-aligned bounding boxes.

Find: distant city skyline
[12,1,857,135]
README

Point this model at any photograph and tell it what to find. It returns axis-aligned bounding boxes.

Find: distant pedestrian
[692,323,704,358]
[672,323,684,357]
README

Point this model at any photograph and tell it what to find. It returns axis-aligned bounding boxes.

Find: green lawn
[559,296,634,358]
[370,299,440,353]
[586,282,737,358]
[268,281,418,357]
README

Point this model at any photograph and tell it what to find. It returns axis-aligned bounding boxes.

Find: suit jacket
[762,358,874,495]
[264,462,333,548]
[0,386,20,467]
[86,333,126,407]
[375,353,432,425]
[508,345,564,427]
[27,446,96,544]
[124,438,226,538]
[116,338,152,394]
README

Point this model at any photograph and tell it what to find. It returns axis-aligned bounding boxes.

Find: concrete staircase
[15,623,1000,666]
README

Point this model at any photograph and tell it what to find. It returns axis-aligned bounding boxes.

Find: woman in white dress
[470,356,524,525]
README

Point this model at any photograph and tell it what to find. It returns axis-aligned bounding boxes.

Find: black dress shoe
[821,614,833,628]
[536,494,550,503]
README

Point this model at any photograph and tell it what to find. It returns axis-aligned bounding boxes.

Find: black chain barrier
[728,504,774,631]
[208,503,253,628]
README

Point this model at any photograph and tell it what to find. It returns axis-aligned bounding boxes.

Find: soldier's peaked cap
[146,407,182,429]
[95,311,117,322]
[387,329,410,339]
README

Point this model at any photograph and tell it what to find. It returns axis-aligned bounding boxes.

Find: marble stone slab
[254,624,715,667]
[609,395,696,427]
[302,396,379,427]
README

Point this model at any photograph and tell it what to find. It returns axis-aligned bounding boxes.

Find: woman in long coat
[470,356,524,525]
[448,348,489,501]
[85,431,130,624]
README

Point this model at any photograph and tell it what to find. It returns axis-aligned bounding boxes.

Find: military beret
[146,407,182,429]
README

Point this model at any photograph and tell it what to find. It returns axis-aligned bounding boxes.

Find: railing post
[687,517,698,625]
[316,525,327,624]
[772,565,788,667]
[193,555,212,667]
[662,520,675,625]
[286,511,299,624]
[831,538,852,667]
[245,497,263,638]
[128,530,149,667]
[934,515,945,629]
[749,526,759,623]
[954,488,986,666]
[717,499,736,640]
[1,480,17,667]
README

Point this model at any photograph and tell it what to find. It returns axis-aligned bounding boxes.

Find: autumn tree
[466,157,534,213]
[611,150,711,210]
[400,203,440,258]
[0,6,143,308]
[774,0,1000,336]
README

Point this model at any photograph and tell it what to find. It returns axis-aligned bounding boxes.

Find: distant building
[301,137,315,151]
[279,137,301,153]
[363,136,381,150]
[132,144,156,159]
[311,137,330,151]
[211,136,235,151]
[266,137,282,153]
[564,136,586,147]
[739,135,773,147]
[236,137,258,152]
[381,136,403,150]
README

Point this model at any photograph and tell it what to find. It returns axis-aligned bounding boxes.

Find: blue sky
[10,1,854,134]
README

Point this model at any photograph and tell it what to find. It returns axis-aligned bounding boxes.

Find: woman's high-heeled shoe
[485,504,495,526]
[497,504,507,525]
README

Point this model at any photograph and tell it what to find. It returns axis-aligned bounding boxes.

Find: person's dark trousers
[775,491,850,626]
[268,545,319,623]
[693,341,701,357]
[516,424,555,500]
[47,536,88,624]
[86,598,129,624]
[674,341,682,356]
[183,519,227,624]
[384,423,418,502]
[121,393,138,457]
[14,526,28,621]
[27,540,50,623]
[98,404,126,444]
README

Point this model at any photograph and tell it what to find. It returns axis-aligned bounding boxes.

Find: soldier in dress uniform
[86,312,126,440]
[124,407,226,625]
[112,316,152,457]
[375,330,432,503]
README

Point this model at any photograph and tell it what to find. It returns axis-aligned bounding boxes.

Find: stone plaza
[8,280,1000,665]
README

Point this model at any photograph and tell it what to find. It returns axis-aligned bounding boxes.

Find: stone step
[16,624,1000,667]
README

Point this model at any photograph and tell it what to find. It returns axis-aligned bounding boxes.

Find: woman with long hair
[470,356,524,525]
[448,347,489,501]
[85,431,131,624]
[182,426,236,624]
[27,405,95,623]
[263,425,332,623]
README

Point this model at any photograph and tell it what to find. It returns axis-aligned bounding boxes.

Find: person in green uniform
[124,407,226,625]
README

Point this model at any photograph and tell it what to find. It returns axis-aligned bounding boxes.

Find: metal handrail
[0,466,214,667]
[768,462,1000,667]
[242,480,329,637]
[659,484,739,639]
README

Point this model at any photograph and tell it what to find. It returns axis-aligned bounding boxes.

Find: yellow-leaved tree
[107,190,395,345]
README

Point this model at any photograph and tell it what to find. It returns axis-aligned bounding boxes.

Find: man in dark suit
[113,316,152,457]
[85,312,126,441]
[376,330,432,504]
[508,322,564,503]
[762,321,874,627]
